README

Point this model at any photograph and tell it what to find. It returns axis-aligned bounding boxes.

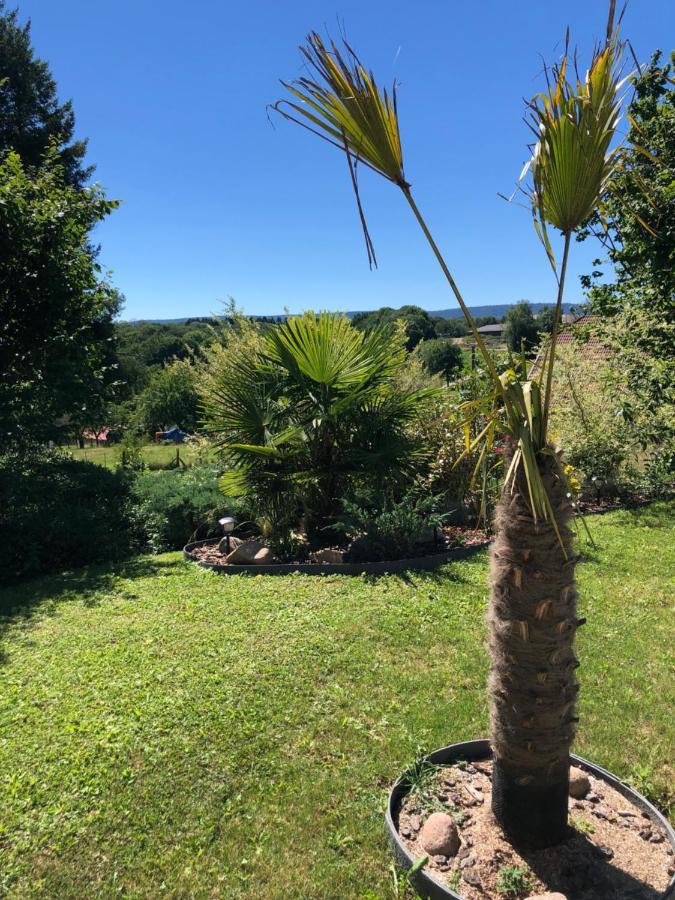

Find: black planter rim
[385,738,675,900]
[183,537,488,577]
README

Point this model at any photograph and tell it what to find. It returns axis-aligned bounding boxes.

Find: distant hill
[122,302,576,326]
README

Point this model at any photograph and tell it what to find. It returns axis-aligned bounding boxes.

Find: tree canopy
[0,151,119,447]
[0,1,91,186]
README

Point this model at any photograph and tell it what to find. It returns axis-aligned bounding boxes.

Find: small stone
[666,846,673,856]
[668,865,675,876]
[218,535,243,555]
[586,792,600,804]
[618,810,637,817]
[650,832,664,844]
[459,855,476,869]
[462,869,481,887]
[457,846,471,859]
[312,548,345,564]
[465,765,477,774]
[595,844,614,860]
[464,835,474,847]
[408,815,422,832]
[573,801,585,810]
[641,810,651,819]
[400,827,412,839]
[525,894,568,900]
[592,805,613,821]
[569,767,591,799]
[437,793,449,802]
[419,812,460,857]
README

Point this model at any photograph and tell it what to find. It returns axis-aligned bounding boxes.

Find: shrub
[338,492,444,562]
[129,463,232,553]
[0,449,134,582]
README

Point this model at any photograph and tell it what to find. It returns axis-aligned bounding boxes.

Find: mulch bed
[189,524,489,568]
[397,760,673,899]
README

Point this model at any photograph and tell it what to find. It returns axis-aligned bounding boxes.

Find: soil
[189,525,489,567]
[397,760,673,899]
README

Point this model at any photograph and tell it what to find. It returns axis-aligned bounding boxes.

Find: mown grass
[67,443,197,469]
[0,502,672,898]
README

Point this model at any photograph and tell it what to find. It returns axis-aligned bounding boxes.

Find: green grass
[0,502,673,898]
[67,443,197,469]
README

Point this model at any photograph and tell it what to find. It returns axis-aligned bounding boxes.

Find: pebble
[459,855,476,869]
[569,767,591,799]
[586,792,600,804]
[419,812,460,857]
[595,844,614,860]
[462,869,481,886]
[650,832,664,844]
[457,846,471,859]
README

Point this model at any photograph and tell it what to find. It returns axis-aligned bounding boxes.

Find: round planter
[183,538,488,576]
[386,739,675,900]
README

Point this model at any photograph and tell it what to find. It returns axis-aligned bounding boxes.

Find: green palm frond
[272,32,407,187]
[525,35,626,265]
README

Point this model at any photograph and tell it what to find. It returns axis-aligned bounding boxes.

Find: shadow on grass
[0,555,186,662]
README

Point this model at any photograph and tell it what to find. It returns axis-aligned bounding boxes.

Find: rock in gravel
[459,855,476,869]
[419,812,460,857]
[569,767,591,799]
[226,541,273,565]
[312,548,345,564]
[462,869,482,886]
[218,535,243,555]
[525,894,568,900]
[525,894,567,900]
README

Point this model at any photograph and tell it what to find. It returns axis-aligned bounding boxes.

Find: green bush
[338,492,444,562]
[129,463,232,553]
[0,449,134,582]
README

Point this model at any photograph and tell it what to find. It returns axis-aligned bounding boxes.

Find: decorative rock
[419,812,460,857]
[459,855,476,869]
[218,535,243,555]
[569,767,591,799]
[525,894,568,900]
[225,541,274,565]
[462,869,481,886]
[312,548,345,564]
[595,844,614,860]
[650,832,664,843]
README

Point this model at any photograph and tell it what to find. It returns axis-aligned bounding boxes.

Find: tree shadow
[0,555,186,664]
[520,831,666,899]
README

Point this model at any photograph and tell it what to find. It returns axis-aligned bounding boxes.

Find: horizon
[19,0,675,320]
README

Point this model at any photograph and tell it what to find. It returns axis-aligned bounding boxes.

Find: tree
[0,2,91,186]
[274,8,625,847]
[417,338,463,382]
[536,305,557,334]
[579,51,674,318]
[352,304,436,349]
[433,316,470,337]
[200,313,434,540]
[0,151,119,448]
[503,300,540,352]
[135,358,199,434]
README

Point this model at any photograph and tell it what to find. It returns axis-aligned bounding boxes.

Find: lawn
[0,503,672,898]
[67,442,197,470]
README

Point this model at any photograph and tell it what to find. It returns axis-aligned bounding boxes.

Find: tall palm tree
[272,7,627,846]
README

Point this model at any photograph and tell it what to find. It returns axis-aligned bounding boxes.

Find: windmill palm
[272,9,627,846]
[201,311,434,540]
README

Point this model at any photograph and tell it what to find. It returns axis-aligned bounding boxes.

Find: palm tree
[272,7,627,846]
[200,311,434,541]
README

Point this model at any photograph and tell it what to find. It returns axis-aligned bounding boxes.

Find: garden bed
[388,741,675,900]
[185,527,488,575]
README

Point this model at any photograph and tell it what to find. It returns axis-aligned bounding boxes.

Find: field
[1,503,672,898]
[66,442,197,469]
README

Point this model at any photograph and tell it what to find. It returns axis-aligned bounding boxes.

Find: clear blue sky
[20,0,675,320]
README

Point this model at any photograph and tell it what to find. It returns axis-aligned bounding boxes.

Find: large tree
[0,1,91,186]
[579,50,674,317]
[503,300,540,353]
[0,151,119,447]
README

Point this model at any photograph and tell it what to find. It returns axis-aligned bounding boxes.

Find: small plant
[339,491,445,562]
[571,816,595,835]
[447,869,462,892]
[400,752,438,806]
[496,865,536,898]
[389,857,428,898]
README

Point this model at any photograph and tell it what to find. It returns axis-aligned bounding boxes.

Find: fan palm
[201,312,435,540]
[273,7,627,846]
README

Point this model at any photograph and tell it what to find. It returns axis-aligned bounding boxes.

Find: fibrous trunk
[488,450,578,848]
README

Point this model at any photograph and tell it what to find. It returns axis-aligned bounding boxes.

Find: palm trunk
[488,449,579,848]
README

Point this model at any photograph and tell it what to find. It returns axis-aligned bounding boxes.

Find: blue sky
[21,0,675,320]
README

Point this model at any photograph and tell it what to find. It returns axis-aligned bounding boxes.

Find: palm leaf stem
[401,186,507,404]
[542,230,572,431]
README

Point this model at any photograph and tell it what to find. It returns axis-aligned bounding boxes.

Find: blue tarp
[162,427,186,443]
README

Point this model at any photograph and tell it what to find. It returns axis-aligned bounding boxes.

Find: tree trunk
[488,450,579,848]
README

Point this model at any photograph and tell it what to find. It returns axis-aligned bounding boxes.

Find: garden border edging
[183,538,489,576]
